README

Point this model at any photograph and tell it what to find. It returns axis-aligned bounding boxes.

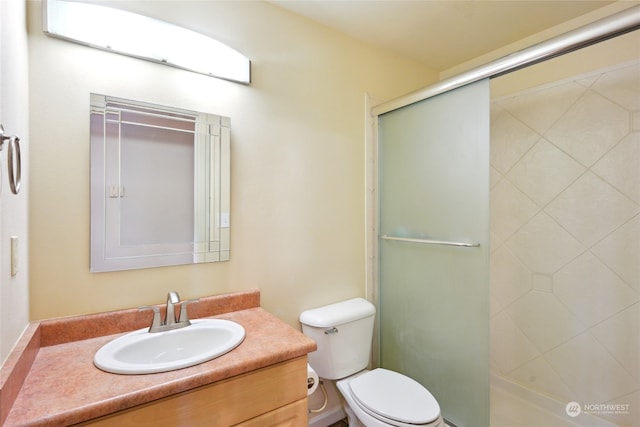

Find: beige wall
[1,0,30,364]
[27,0,437,326]
[443,1,640,89]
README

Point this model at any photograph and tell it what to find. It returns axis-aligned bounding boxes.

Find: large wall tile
[507,290,586,353]
[505,212,584,274]
[591,304,640,381]
[545,172,640,247]
[490,105,540,174]
[591,214,640,291]
[554,251,638,328]
[490,166,503,189]
[592,63,640,111]
[592,132,640,204]
[546,91,629,167]
[490,179,539,244]
[490,293,505,316]
[497,81,586,134]
[491,311,540,374]
[546,332,638,404]
[491,246,532,308]
[506,139,585,207]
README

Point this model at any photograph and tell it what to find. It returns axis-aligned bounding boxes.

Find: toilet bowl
[299,298,445,427]
[337,369,444,427]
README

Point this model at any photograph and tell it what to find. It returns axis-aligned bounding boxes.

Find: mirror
[90,94,230,272]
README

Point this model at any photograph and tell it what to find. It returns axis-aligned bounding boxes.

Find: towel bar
[381,234,480,248]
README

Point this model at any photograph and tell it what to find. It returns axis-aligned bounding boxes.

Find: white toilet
[300,298,445,427]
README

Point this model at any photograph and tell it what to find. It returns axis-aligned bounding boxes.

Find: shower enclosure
[369,6,639,427]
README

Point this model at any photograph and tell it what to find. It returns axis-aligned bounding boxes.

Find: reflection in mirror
[90,94,230,272]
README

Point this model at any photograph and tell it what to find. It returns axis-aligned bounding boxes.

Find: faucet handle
[139,305,162,331]
[178,298,200,323]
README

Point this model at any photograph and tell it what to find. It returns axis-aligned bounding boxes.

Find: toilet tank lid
[299,298,376,327]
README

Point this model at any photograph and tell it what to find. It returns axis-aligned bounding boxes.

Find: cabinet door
[78,357,307,426]
[235,399,307,427]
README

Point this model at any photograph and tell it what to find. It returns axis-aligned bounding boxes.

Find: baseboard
[308,380,347,427]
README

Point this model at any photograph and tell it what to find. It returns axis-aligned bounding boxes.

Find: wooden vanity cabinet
[77,356,308,427]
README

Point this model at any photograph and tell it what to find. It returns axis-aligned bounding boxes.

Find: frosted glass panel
[378,79,490,427]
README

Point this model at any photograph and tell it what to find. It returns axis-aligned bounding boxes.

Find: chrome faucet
[165,291,180,326]
[139,291,199,333]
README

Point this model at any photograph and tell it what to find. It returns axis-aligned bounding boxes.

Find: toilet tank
[299,298,376,380]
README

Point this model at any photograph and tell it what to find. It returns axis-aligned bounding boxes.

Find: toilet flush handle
[324,327,339,335]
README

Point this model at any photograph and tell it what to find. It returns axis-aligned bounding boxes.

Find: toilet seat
[339,368,442,427]
[349,368,440,425]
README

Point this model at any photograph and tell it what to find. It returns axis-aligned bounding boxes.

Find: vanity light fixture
[42,0,251,84]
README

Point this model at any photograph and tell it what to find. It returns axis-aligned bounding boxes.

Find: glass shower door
[378,79,491,427]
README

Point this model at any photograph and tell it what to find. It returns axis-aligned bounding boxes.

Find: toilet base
[343,403,365,427]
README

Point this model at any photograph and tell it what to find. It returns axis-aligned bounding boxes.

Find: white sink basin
[94,319,245,374]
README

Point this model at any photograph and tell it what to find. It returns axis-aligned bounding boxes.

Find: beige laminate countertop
[0,290,316,427]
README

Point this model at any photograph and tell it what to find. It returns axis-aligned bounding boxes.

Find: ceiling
[270,0,616,71]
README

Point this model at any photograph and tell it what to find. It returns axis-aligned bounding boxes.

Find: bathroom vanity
[78,357,307,426]
[0,290,316,426]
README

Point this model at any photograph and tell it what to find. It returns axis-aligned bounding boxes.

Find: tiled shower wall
[490,62,639,426]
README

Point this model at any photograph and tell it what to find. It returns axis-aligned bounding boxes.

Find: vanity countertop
[0,289,316,427]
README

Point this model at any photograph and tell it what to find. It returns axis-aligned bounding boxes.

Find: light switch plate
[220,212,230,228]
[10,236,18,276]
